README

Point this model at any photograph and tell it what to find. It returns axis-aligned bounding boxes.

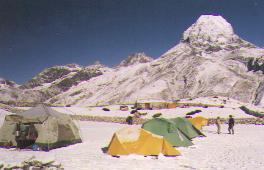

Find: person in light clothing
[216,117,221,134]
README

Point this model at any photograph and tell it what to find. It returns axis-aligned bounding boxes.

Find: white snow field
[0,121,264,170]
[16,96,263,119]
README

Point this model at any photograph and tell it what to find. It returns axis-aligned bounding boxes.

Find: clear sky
[0,0,263,84]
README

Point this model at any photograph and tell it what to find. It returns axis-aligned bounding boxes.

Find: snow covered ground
[51,96,262,119]
[0,121,264,170]
[15,96,263,119]
[53,104,255,119]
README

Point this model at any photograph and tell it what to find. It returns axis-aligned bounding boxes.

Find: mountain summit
[181,15,254,52]
[183,15,234,44]
[1,15,264,106]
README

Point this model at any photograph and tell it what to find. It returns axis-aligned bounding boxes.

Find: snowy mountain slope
[48,15,264,106]
[0,63,112,106]
[0,77,44,105]
[1,15,264,107]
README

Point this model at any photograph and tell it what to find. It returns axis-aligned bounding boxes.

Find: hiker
[14,121,21,149]
[14,122,27,149]
[19,124,29,149]
[126,110,137,125]
[228,115,235,134]
[126,116,133,125]
[216,117,221,134]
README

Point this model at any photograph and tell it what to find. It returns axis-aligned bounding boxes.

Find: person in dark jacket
[228,115,235,134]
[126,116,133,125]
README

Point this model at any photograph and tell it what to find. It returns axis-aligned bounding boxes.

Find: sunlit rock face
[117,53,153,67]
[1,15,264,107]
[0,63,111,106]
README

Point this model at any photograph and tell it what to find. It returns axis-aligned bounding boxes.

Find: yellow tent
[107,126,180,156]
[189,116,208,130]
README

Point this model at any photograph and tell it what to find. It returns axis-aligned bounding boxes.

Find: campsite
[1,96,264,169]
[1,1,264,169]
[0,121,264,169]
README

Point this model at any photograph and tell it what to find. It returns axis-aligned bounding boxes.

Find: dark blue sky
[0,0,263,84]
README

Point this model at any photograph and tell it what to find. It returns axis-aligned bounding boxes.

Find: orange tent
[189,116,208,130]
[107,126,181,156]
[168,103,177,109]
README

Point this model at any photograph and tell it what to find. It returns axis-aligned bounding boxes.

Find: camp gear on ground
[186,110,202,116]
[32,144,40,151]
[152,113,162,118]
[120,106,129,111]
[102,108,110,111]
[130,110,138,114]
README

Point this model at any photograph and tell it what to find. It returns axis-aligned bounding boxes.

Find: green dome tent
[170,117,205,139]
[142,118,193,147]
[0,104,82,151]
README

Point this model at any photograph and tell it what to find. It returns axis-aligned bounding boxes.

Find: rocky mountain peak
[0,78,17,87]
[118,53,153,67]
[179,15,255,53]
[65,63,82,69]
[86,61,104,69]
[183,15,234,42]
[84,61,111,73]
[21,65,83,89]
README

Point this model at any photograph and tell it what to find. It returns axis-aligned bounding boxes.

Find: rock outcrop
[1,15,264,107]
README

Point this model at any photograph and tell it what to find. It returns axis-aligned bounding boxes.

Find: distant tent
[168,103,177,109]
[107,126,180,156]
[142,118,193,147]
[136,100,169,110]
[0,104,82,150]
[189,116,209,130]
[170,117,205,139]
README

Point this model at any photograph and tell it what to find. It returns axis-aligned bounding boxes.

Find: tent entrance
[16,123,38,149]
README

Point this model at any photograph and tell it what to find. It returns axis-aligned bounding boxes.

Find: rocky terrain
[0,63,111,106]
[117,52,153,67]
[1,15,264,107]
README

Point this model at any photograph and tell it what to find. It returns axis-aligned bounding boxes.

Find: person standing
[216,117,221,134]
[228,115,235,134]
[14,121,21,149]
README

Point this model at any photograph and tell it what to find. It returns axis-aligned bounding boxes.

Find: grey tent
[0,104,82,151]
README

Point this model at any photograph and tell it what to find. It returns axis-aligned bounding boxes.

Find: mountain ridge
[1,15,264,106]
